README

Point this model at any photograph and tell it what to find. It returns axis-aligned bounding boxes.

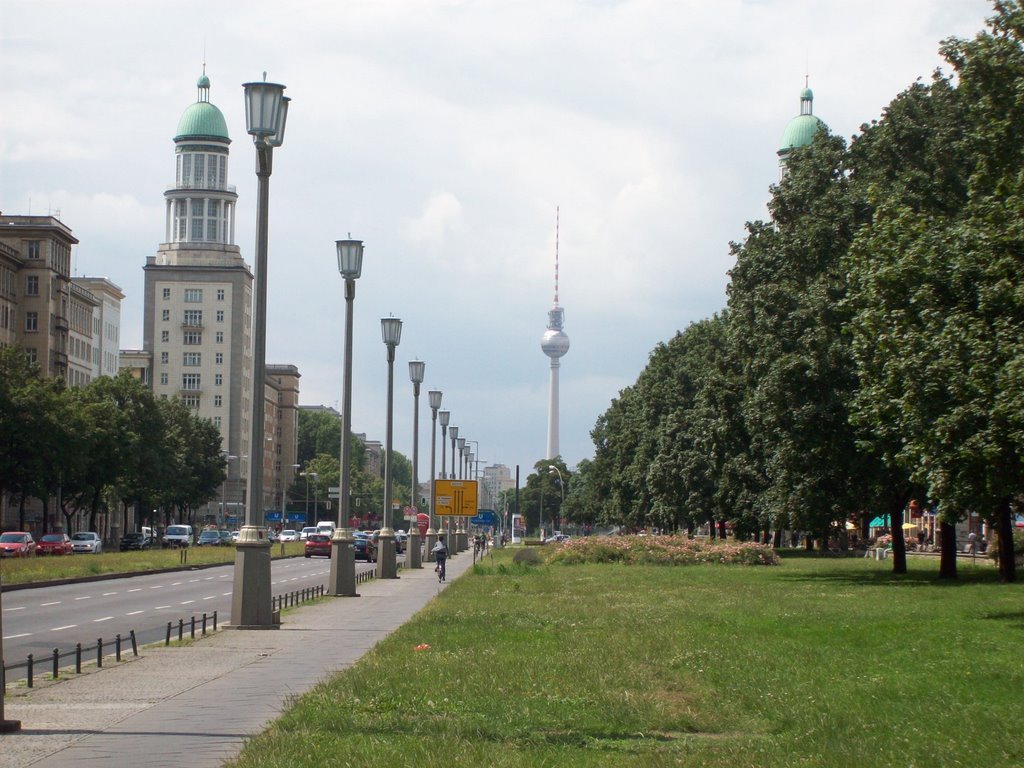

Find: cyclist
[431,538,448,582]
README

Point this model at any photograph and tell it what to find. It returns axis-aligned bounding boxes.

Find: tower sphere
[541,328,570,358]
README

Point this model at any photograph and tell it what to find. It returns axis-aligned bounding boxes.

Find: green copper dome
[174,72,229,142]
[778,85,825,154]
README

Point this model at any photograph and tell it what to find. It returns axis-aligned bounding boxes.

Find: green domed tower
[777,83,826,178]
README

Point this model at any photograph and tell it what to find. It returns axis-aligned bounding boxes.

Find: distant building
[540,211,570,460]
[74,277,124,379]
[481,463,515,511]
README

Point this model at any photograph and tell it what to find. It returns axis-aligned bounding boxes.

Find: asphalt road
[1,555,382,672]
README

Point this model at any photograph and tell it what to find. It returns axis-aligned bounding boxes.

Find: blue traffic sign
[470,509,497,527]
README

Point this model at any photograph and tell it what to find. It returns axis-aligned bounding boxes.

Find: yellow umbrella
[901,522,918,530]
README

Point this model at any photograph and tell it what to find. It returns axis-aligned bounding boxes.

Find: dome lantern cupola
[777,80,827,178]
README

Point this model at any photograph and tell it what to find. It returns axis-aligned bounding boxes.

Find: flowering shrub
[546,535,779,566]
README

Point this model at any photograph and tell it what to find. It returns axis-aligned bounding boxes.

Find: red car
[304,534,332,558]
[0,532,36,558]
[37,533,73,555]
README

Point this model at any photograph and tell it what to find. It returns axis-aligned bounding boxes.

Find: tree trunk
[996,496,1016,584]
[805,535,813,551]
[709,520,716,540]
[773,529,782,548]
[41,496,50,534]
[891,503,907,575]
[938,520,957,579]
[18,493,26,531]
[717,519,728,539]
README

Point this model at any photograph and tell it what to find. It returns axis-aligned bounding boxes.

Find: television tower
[541,208,570,459]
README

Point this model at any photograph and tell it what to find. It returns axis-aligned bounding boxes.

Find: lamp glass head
[428,389,443,410]
[438,410,450,427]
[449,425,459,440]
[267,96,290,147]
[381,317,403,346]
[409,360,425,384]
[242,80,286,138]
[336,240,364,279]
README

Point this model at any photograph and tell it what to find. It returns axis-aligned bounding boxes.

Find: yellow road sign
[434,480,478,517]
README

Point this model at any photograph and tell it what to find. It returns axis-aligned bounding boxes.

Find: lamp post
[457,437,466,480]
[300,471,315,526]
[407,360,425,568]
[232,75,289,630]
[328,238,363,597]
[448,425,459,552]
[377,316,403,579]
[438,410,450,548]
[220,453,237,528]
[549,465,564,535]
[425,390,442,558]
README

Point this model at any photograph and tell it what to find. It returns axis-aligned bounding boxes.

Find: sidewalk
[1,552,475,768]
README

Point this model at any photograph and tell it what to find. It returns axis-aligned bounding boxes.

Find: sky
[0,0,995,478]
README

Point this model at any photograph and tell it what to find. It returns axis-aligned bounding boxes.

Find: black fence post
[52,648,59,679]
[202,613,208,636]
[165,622,172,646]
[213,610,218,631]
[26,654,33,688]
[177,618,184,642]
[97,638,103,668]
[76,643,82,673]
[130,630,138,657]
[190,616,196,640]
[116,634,122,662]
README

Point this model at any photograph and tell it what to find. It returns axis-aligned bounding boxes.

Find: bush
[546,535,780,566]
[511,547,542,565]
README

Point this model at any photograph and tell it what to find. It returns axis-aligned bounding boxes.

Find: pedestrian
[967,531,977,554]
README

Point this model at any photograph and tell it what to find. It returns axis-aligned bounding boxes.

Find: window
[215,352,223,364]
[183,331,202,345]
[175,200,187,239]
[27,241,41,259]
[184,309,203,326]
[208,154,218,187]
[213,416,222,428]
[215,373,223,386]
[182,373,201,390]
[216,289,225,301]
[25,276,39,296]
[207,200,220,241]
[184,288,203,303]
[215,332,224,343]
[191,199,203,240]
[163,287,171,300]
[25,312,38,332]
[161,330,169,342]
[194,155,205,188]
[214,395,223,407]
[182,155,192,186]
[216,310,224,322]
[183,395,200,409]
[162,309,170,321]
[25,348,38,364]
[160,373,168,385]
[160,351,169,364]
[183,352,201,366]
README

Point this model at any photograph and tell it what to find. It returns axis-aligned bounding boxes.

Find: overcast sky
[1,0,994,477]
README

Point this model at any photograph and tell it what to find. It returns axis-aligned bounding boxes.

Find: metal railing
[3,630,140,688]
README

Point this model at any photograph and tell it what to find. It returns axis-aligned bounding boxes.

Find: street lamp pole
[425,390,442,557]
[301,471,312,525]
[378,316,403,579]
[549,465,564,534]
[329,238,363,597]
[232,75,289,630]
[408,360,425,568]
[448,425,459,552]
[438,410,450,549]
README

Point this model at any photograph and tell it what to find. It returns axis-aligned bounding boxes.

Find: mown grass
[228,548,1024,768]
[0,541,305,585]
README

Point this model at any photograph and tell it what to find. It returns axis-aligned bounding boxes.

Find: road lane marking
[155,605,171,610]
[221,592,231,596]
[102,592,118,596]
[150,585,163,589]
[74,596,92,601]
[126,610,143,616]
[202,595,216,600]
[40,601,60,606]
[51,625,77,631]
[3,633,31,639]
[3,606,26,612]
[128,588,142,593]
[180,600,195,605]
[171,582,183,586]
[93,616,114,623]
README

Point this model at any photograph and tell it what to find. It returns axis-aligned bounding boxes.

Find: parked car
[120,531,152,551]
[353,535,377,562]
[0,532,36,558]
[300,527,318,540]
[36,533,73,556]
[230,530,241,543]
[218,530,233,545]
[163,525,193,548]
[279,529,299,542]
[393,530,408,554]
[71,532,102,554]
[304,533,332,558]
[196,530,223,546]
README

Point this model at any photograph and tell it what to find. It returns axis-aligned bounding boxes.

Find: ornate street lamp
[377,316,403,579]
[232,75,289,629]
[425,390,442,557]
[407,360,426,568]
[328,238,364,597]
[438,410,450,547]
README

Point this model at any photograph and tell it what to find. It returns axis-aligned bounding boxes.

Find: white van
[316,521,336,537]
[163,524,193,548]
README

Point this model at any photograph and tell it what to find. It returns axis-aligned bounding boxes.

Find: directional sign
[470,509,497,527]
[434,479,478,517]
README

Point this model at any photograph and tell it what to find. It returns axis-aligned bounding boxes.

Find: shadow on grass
[982,609,1024,629]
[773,550,1006,588]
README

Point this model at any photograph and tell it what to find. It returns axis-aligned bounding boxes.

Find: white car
[71,532,102,554]
[299,527,318,540]
[279,529,299,542]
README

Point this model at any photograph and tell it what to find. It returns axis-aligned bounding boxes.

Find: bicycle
[435,556,446,582]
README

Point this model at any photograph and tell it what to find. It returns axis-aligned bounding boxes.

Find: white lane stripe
[40,601,60,606]
[202,595,216,600]
[154,605,171,609]
[150,586,163,590]
[3,633,31,639]
[126,610,144,616]
[74,596,92,601]
[3,606,26,612]
[128,588,142,593]
[171,582,183,586]
[93,616,114,623]
[51,625,77,631]
[103,592,118,596]
[180,600,195,605]
[221,592,231,596]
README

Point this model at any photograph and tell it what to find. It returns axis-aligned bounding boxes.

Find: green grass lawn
[227,548,1024,768]
[0,541,305,585]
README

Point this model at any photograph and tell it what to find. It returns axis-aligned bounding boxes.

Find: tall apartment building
[74,277,124,379]
[481,463,515,511]
[135,71,301,523]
